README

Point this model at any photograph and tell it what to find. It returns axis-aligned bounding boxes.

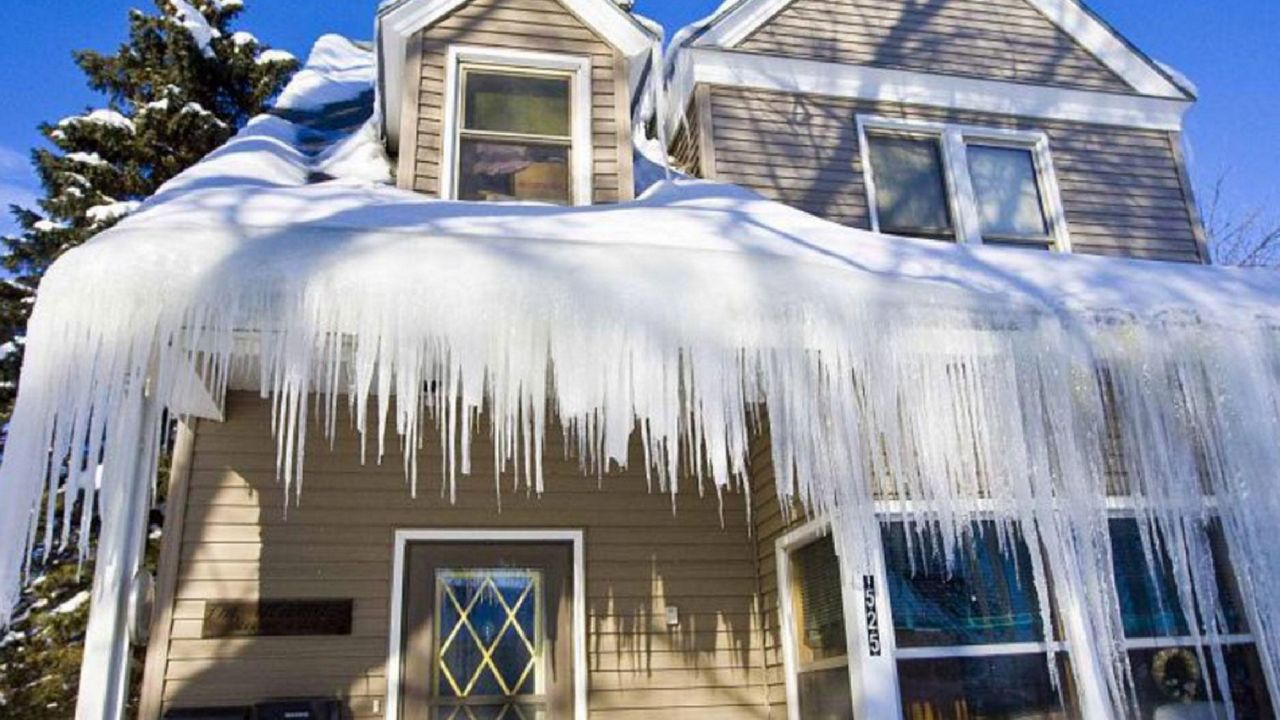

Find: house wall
[400,0,634,203]
[700,84,1206,263]
[735,0,1134,94]
[143,393,773,720]
[747,431,795,712]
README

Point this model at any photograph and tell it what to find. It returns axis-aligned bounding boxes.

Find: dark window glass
[457,140,570,204]
[1110,519,1247,638]
[966,144,1051,246]
[1128,645,1274,719]
[883,522,1046,647]
[464,72,571,137]
[789,535,853,719]
[797,665,854,720]
[435,569,541,701]
[792,534,847,661]
[898,653,1077,720]
[867,134,954,240]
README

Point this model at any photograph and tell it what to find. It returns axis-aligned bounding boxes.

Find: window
[442,47,592,206]
[865,135,954,240]
[884,522,1075,720]
[778,520,1077,720]
[1110,518,1275,719]
[860,117,1068,251]
[784,534,854,719]
[458,70,573,204]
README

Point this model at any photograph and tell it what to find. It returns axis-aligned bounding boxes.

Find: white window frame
[441,46,594,206]
[857,115,1073,252]
[1103,503,1280,710]
[384,528,587,720]
[778,513,1095,719]
[778,504,1280,720]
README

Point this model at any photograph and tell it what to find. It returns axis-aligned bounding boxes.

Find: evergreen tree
[0,1,295,715]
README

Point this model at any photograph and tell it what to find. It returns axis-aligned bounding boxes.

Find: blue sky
[0,1,1275,235]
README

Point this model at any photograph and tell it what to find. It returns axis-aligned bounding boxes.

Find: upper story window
[458,69,573,204]
[443,46,593,206]
[858,117,1070,251]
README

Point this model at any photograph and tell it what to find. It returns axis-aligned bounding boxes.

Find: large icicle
[1,35,1278,718]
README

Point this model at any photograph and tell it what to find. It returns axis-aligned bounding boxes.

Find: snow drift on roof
[0,33,1278,717]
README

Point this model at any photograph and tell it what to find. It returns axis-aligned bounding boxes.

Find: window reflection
[884,522,1046,647]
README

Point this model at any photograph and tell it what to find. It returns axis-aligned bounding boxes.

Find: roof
[672,0,1193,100]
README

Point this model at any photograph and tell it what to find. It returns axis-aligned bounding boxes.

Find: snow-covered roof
[3,38,1280,702]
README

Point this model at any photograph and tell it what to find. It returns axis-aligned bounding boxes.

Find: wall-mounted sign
[863,575,882,657]
[202,600,353,639]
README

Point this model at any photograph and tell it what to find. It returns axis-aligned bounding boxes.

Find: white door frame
[384,528,588,720]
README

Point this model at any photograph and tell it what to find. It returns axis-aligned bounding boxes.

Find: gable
[693,0,1190,99]
[378,0,654,149]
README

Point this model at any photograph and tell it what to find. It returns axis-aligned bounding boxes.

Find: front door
[399,542,574,719]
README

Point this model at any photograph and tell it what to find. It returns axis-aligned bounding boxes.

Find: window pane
[966,144,1050,241]
[790,535,847,664]
[464,71,571,137]
[1128,645,1273,719]
[797,666,854,720]
[1110,519,1248,639]
[867,134,954,239]
[435,569,541,700]
[458,140,571,204]
[884,522,1046,647]
[898,653,1075,720]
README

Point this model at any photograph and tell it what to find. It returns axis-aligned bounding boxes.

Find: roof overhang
[665,48,1193,139]
[376,0,656,152]
[682,0,1194,101]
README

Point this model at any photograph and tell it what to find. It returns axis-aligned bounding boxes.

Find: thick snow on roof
[2,36,1279,714]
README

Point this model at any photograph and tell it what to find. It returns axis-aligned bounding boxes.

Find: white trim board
[678,49,1190,132]
[439,46,595,206]
[377,0,653,149]
[686,0,1190,100]
[384,528,588,720]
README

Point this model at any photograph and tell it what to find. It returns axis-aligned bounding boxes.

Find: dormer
[376,0,656,205]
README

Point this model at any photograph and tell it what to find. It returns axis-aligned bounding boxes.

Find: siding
[706,84,1205,263]
[148,393,772,720]
[737,0,1134,94]
[404,0,632,203]
[748,431,797,713]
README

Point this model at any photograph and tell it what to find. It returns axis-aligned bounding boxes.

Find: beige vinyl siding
[748,431,796,713]
[706,84,1206,263]
[404,0,630,203]
[737,0,1135,94]
[149,393,771,720]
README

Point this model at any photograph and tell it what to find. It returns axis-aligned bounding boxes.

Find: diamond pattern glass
[435,569,543,705]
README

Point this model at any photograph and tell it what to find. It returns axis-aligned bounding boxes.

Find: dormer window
[458,69,573,203]
[858,116,1071,251]
[442,47,594,206]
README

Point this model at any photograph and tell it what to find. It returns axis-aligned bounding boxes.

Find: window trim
[857,115,1073,252]
[1105,508,1280,709]
[777,518,899,720]
[441,46,594,206]
[384,528,587,720]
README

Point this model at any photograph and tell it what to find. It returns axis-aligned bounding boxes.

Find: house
[0,1,1277,720]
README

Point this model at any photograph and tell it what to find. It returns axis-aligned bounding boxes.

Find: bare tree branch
[1203,172,1280,267]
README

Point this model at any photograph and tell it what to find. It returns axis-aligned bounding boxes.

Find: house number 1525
[863,575,882,657]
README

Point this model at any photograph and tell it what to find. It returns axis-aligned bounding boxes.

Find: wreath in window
[1152,648,1202,702]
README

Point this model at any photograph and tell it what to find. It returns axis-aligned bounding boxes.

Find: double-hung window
[443,47,592,206]
[859,116,1069,251]
[884,522,1075,719]
[1109,516,1275,718]
[779,511,1277,719]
